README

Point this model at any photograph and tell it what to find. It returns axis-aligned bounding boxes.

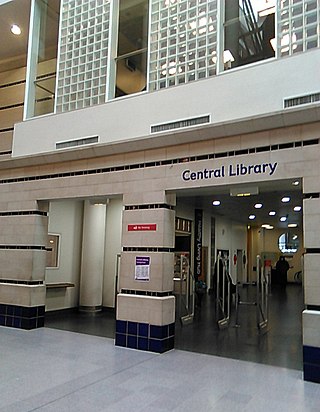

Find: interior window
[224,0,275,70]
[115,0,149,97]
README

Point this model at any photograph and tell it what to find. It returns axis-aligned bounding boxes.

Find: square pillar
[0,205,48,330]
[303,196,320,382]
[116,191,176,353]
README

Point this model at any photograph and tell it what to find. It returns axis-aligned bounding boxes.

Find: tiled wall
[302,155,320,382]
[303,310,320,383]
[0,304,45,329]
[115,319,175,353]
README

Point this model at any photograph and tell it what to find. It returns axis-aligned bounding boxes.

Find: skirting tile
[115,320,175,353]
[303,345,320,383]
[0,303,45,330]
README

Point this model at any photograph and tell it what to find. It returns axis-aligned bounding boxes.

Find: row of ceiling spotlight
[212,196,302,230]
[247,195,301,227]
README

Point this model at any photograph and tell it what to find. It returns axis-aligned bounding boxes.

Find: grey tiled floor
[1,326,319,412]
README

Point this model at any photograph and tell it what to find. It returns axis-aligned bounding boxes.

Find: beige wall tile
[0,284,45,306]
[119,252,174,292]
[117,294,175,325]
[0,250,46,280]
[303,311,320,349]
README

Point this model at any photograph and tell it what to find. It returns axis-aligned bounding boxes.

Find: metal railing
[173,255,195,325]
[235,255,269,332]
[256,255,268,331]
[215,255,231,329]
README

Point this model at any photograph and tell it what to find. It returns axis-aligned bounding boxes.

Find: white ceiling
[0,0,30,72]
[176,178,303,231]
[0,0,59,73]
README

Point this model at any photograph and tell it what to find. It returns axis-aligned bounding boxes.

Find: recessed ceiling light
[288,223,298,228]
[280,216,287,222]
[269,211,276,216]
[212,200,221,206]
[292,180,300,186]
[249,214,256,220]
[11,24,21,35]
[294,206,302,212]
[254,203,263,209]
[281,196,290,203]
[261,224,274,229]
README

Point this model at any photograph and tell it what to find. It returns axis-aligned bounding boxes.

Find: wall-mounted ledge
[46,282,75,289]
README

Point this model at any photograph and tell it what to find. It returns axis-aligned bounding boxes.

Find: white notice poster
[135,256,150,281]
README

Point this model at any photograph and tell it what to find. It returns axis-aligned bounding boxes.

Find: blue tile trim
[128,321,138,335]
[127,335,138,349]
[303,345,320,366]
[116,320,127,334]
[115,321,175,353]
[304,363,320,384]
[303,345,320,383]
[0,304,45,330]
[115,333,126,347]
[138,323,148,337]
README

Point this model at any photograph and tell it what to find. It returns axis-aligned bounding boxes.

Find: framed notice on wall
[135,256,150,281]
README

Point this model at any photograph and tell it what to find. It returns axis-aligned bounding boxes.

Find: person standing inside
[276,255,290,286]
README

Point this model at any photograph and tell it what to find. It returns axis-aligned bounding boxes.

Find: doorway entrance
[174,178,304,370]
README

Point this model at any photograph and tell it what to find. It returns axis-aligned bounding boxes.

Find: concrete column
[79,200,106,312]
[116,191,176,353]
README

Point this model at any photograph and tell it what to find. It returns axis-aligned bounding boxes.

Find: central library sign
[181,161,278,182]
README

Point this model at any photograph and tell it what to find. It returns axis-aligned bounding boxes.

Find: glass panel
[115,51,148,97]
[115,0,149,97]
[278,0,320,56]
[224,0,275,70]
[25,0,60,118]
[148,0,217,91]
[56,0,110,112]
[278,232,299,254]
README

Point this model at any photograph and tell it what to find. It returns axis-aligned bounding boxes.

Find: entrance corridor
[45,283,304,371]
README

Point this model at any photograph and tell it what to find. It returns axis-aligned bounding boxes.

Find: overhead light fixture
[262,224,274,230]
[281,196,290,203]
[249,214,256,220]
[288,223,298,228]
[11,24,21,35]
[254,203,263,209]
[212,200,221,206]
[269,211,276,216]
[280,216,287,222]
[230,186,259,197]
[294,206,302,212]
[292,180,300,186]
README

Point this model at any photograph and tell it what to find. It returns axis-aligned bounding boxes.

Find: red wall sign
[128,224,157,231]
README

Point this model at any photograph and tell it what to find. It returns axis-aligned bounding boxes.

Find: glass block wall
[148,0,218,91]
[278,0,320,56]
[55,0,111,113]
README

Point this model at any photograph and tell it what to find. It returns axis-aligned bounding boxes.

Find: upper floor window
[24,0,60,119]
[223,0,275,70]
[115,0,149,97]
